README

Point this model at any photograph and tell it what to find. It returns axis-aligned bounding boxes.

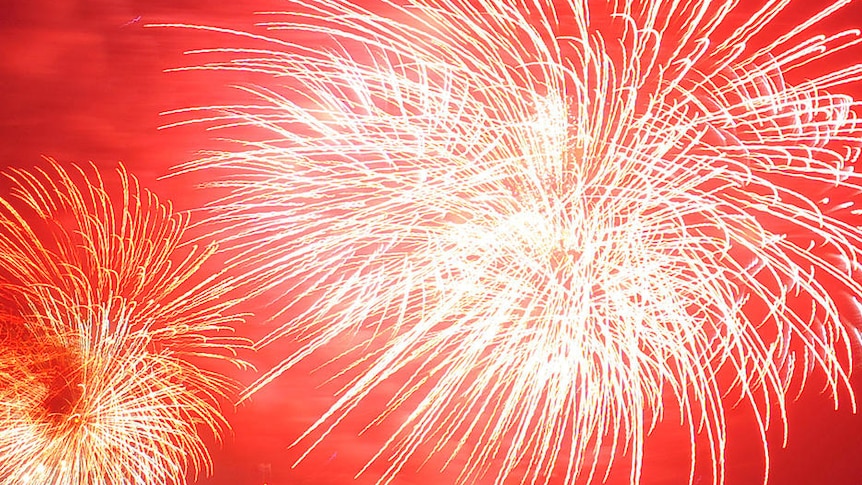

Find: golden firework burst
[0,161,250,485]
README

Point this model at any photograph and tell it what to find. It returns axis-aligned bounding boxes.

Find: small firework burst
[160,0,862,483]
[0,161,250,485]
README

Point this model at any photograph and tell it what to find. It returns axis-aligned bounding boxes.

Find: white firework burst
[159,0,862,483]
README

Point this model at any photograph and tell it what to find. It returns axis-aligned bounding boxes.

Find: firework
[0,161,250,485]
[161,0,862,483]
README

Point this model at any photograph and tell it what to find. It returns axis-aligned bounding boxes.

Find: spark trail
[161,0,862,483]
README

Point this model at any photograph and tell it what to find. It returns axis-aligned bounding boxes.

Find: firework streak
[159,0,862,483]
[0,162,250,485]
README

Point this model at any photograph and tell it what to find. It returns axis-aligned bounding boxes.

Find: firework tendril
[0,161,250,485]
[160,0,861,483]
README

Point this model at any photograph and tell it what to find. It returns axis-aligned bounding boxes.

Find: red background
[1,1,861,484]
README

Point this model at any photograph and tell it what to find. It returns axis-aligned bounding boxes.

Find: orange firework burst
[160,0,862,483]
[0,161,250,485]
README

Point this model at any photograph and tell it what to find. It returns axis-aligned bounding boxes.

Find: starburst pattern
[0,161,249,485]
[161,0,862,483]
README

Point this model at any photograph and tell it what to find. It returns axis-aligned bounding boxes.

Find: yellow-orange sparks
[0,161,250,485]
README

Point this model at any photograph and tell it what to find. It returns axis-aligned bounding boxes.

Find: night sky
[2,1,862,484]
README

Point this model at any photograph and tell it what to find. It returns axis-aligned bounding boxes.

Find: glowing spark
[0,161,250,485]
[160,0,862,483]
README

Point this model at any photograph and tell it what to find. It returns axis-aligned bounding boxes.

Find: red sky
[1,1,861,484]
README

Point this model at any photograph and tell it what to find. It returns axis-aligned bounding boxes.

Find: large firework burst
[0,161,249,485]
[162,0,862,483]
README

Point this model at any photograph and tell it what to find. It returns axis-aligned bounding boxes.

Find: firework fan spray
[0,161,251,485]
[159,0,862,483]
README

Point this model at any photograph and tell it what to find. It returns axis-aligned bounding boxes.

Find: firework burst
[0,161,250,485]
[161,0,862,483]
